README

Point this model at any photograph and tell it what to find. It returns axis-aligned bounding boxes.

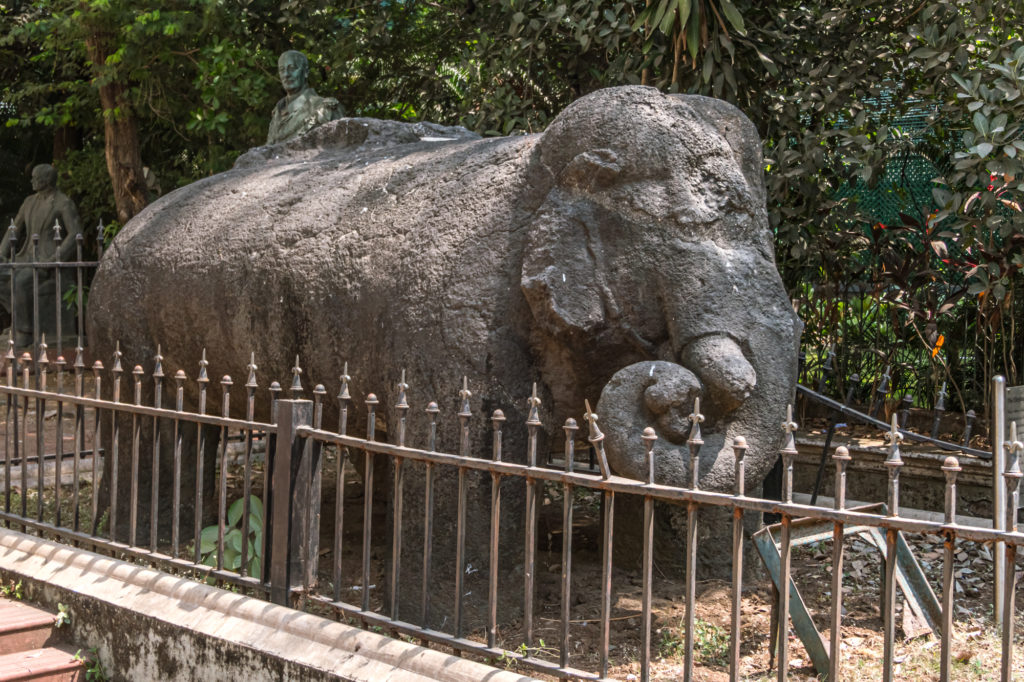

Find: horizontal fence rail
[0,345,1020,681]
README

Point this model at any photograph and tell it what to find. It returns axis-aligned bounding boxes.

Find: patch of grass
[658,618,730,667]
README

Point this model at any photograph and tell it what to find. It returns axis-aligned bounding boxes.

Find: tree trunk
[84,30,148,226]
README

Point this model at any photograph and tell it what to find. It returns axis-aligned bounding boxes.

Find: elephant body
[88,86,799,617]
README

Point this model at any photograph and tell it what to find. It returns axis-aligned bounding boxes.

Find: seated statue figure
[266,50,344,145]
[0,163,83,347]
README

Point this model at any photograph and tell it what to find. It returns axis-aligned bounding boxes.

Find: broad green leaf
[686,1,700,62]
[659,0,677,35]
[199,525,219,554]
[226,528,243,553]
[975,142,994,157]
[973,111,988,135]
[651,0,672,35]
[718,0,746,36]
[249,496,264,525]
[228,497,245,527]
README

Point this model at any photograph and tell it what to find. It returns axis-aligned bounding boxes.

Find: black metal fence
[0,346,1022,681]
[0,219,101,359]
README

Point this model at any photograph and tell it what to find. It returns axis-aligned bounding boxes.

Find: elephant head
[520,86,800,492]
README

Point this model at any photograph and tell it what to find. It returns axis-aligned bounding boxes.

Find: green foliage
[198,495,263,577]
[659,618,730,666]
[55,602,71,628]
[73,647,110,682]
[3,0,1021,409]
[0,579,23,600]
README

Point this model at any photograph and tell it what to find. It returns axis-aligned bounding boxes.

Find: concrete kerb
[0,527,538,682]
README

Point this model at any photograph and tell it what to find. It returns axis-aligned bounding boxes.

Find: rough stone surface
[87,86,799,607]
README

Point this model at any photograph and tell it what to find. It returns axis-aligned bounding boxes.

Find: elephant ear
[521,150,620,337]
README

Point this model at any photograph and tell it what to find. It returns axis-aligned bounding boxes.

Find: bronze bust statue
[0,163,83,346]
[266,50,343,145]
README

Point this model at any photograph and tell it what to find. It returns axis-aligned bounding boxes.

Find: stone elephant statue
[88,85,799,619]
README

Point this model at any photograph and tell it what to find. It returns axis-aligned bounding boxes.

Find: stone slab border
[0,527,537,682]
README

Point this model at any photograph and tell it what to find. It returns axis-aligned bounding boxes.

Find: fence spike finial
[526,382,541,425]
[884,413,904,465]
[197,348,209,384]
[112,340,123,373]
[642,426,657,485]
[37,334,48,367]
[152,344,164,379]
[73,338,84,370]
[1004,421,1023,476]
[338,361,351,401]
[458,376,471,417]
[245,352,257,388]
[584,399,610,479]
[290,354,303,396]
[584,399,602,442]
[780,403,798,454]
[396,369,409,409]
[52,219,62,244]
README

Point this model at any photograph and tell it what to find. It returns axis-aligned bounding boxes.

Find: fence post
[268,398,316,606]
[992,376,1005,627]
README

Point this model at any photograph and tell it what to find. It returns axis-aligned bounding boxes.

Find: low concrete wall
[0,528,536,682]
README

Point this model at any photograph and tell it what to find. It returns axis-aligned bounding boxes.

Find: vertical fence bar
[30,234,39,363]
[4,341,15,523]
[333,365,350,604]
[683,399,704,682]
[559,417,577,670]
[263,381,281,584]
[19,353,30,524]
[53,354,65,527]
[390,371,409,621]
[34,341,48,525]
[600,488,615,678]
[171,370,185,557]
[524,384,541,650]
[194,351,209,565]
[362,392,378,612]
[641,481,654,681]
[52,222,62,361]
[585,401,614,678]
[454,377,471,639]
[129,365,143,545]
[488,409,506,650]
[307,382,325,592]
[640,426,657,682]
[72,343,83,533]
[993,375,1006,627]
[777,405,798,682]
[421,400,438,628]
[1001,425,1021,682]
[730,436,748,682]
[216,376,232,572]
[830,446,851,682]
[7,227,17,355]
[74,234,83,342]
[882,415,904,682]
[240,354,257,578]
[109,344,122,542]
[940,456,961,682]
[89,361,102,535]
[150,349,164,553]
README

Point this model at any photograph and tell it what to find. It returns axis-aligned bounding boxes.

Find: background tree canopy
[2,0,1022,416]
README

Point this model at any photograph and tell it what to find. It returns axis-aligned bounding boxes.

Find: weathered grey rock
[88,85,799,620]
